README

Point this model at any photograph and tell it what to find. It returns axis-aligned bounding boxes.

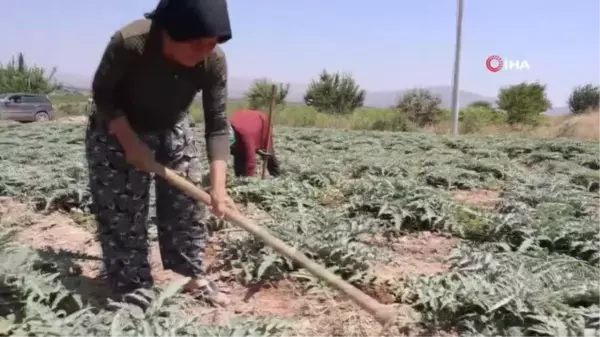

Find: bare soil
[1,197,456,336]
[55,116,88,124]
[453,189,502,210]
[370,231,455,282]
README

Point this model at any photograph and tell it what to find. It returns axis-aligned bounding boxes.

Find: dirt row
[0,197,458,336]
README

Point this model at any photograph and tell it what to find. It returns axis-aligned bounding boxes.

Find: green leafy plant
[244,78,290,111]
[0,53,62,94]
[497,82,552,126]
[0,121,598,336]
[568,84,600,114]
[459,106,507,134]
[468,100,493,109]
[395,88,443,127]
[304,70,365,114]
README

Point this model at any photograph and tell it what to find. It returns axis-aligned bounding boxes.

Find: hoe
[151,163,397,328]
[152,85,396,328]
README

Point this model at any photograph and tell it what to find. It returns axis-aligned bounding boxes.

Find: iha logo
[485,55,530,72]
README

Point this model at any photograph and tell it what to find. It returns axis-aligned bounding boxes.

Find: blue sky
[1,0,598,106]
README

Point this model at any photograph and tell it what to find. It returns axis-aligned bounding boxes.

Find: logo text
[486,55,530,72]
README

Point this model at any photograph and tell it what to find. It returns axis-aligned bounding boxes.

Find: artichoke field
[0,122,598,336]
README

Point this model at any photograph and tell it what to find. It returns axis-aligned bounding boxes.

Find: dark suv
[0,93,55,122]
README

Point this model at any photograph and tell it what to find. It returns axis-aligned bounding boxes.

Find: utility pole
[450,0,464,136]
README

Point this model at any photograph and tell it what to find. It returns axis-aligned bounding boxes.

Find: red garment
[229,109,273,177]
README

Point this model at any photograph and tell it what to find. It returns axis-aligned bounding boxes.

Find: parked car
[0,93,55,122]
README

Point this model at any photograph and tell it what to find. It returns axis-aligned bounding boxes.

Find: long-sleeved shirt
[92,19,230,161]
[229,109,273,176]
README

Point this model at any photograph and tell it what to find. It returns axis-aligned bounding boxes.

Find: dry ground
[453,188,502,210]
[51,108,600,142]
[55,115,88,124]
[427,111,600,141]
[0,197,458,336]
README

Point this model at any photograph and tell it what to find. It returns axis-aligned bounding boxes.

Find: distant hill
[545,106,571,116]
[221,78,497,109]
[363,86,496,109]
[54,73,571,116]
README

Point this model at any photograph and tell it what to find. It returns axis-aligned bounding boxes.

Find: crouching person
[229,109,281,177]
[86,0,233,307]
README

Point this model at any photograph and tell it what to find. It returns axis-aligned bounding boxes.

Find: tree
[17,53,25,72]
[244,78,290,111]
[497,82,551,126]
[459,106,507,133]
[568,84,599,114]
[395,88,442,127]
[0,53,62,94]
[468,100,493,109]
[304,70,365,114]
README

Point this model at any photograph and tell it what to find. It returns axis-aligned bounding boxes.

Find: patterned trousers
[85,115,207,294]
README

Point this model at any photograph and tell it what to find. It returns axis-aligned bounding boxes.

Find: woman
[87,0,232,306]
[228,109,281,177]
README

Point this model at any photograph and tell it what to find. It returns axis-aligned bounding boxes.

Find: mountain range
[55,72,571,116]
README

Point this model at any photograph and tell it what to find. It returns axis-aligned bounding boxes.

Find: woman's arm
[202,47,230,187]
[92,32,135,143]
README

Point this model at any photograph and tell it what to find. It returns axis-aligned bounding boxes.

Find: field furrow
[0,121,598,336]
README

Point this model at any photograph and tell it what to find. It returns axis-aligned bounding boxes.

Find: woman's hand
[109,117,158,173]
[209,159,229,218]
[209,186,228,218]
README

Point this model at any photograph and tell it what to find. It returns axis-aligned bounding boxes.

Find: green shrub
[55,103,86,117]
[568,84,600,114]
[304,70,365,114]
[460,106,506,133]
[0,53,61,94]
[350,108,417,131]
[245,79,289,111]
[396,88,442,127]
[468,100,493,109]
[437,108,452,123]
[497,82,551,126]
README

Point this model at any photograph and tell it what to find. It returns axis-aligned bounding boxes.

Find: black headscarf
[145,0,232,43]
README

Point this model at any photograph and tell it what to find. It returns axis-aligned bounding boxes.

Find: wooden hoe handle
[152,164,396,326]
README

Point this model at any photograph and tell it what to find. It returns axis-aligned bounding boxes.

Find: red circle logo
[486,55,503,72]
